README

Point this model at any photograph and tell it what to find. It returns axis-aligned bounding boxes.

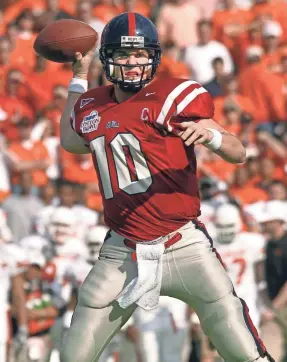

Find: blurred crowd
[0,0,287,361]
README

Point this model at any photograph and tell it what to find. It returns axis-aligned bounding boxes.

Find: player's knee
[199,291,243,334]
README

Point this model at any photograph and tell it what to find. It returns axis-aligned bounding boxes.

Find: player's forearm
[213,132,246,164]
[192,118,246,164]
[60,92,90,154]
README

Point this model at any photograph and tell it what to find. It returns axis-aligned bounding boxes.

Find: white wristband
[204,128,223,151]
[68,78,88,94]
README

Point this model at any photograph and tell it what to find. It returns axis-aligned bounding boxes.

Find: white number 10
[90,133,152,199]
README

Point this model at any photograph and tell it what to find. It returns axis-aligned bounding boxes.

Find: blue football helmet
[99,12,161,92]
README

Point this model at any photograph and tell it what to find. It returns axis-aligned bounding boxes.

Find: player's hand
[173,121,214,146]
[73,43,97,80]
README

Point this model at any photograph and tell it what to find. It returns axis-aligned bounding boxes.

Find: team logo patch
[80,98,94,108]
[106,120,119,129]
[80,110,101,134]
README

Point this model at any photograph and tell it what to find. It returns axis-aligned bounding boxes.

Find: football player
[201,204,267,362]
[131,296,190,362]
[42,207,89,361]
[85,225,109,265]
[214,204,266,331]
[59,13,273,362]
[34,182,99,242]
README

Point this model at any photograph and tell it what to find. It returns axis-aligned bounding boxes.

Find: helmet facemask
[100,45,161,92]
[215,222,238,244]
[215,204,242,244]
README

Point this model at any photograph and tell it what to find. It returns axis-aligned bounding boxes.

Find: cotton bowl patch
[80,110,101,134]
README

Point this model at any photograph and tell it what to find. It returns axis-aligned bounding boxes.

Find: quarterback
[60,13,273,362]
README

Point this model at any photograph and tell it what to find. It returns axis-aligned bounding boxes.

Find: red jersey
[71,78,214,241]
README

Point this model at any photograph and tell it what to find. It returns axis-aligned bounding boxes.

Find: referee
[260,201,287,362]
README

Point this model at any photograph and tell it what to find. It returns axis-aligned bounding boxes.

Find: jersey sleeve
[154,79,215,133]
[69,101,90,147]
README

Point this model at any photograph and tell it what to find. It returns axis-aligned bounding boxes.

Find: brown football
[33,19,99,63]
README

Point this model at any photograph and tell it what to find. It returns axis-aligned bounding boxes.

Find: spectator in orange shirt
[61,153,102,211]
[34,0,73,32]
[75,0,105,47]
[229,166,268,205]
[213,75,257,123]
[220,104,242,134]
[232,24,263,70]
[255,130,286,166]
[2,0,75,29]
[261,20,283,71]
[203,57,226,98]
[212,0,253,50]
[0,69,35,141]
[117,0,152,18]
[31,117,60,181]
[27,55,61,104]
[61,153,98,186]
[251,0,287,41]
[238,60,287,128]
[9,9,37,70]
[197,148,237,184]
[5,117,50,190]
[40,85,68,137]
[257,158,285,190]
[238,112,256,149]
[156,42,190,80]
[4,68,48,116]
[92,0,120,24]
[245,156,262,187]
[156,0,202,49]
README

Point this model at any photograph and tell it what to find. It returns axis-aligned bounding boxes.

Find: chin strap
[118,83,143,93]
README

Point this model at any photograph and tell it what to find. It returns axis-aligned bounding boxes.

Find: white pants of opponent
[60,220,270,362]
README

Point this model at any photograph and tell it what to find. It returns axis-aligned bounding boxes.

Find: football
[33,19,99,63]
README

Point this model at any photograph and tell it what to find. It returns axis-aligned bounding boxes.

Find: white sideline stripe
[176,87,207,115]
[156,80,198,125]
[71,108,76,130]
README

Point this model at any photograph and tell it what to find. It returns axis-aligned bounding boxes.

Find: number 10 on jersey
[90,133,152,199]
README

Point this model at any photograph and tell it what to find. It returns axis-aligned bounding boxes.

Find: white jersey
[71,259,92,287]
[43,239,90,303]
[0,244,27,343]
[215,232,265,328]
[132,296,189,332]
[43,255,76,303]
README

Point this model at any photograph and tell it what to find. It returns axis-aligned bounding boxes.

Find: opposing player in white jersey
[34,183,99,242]
[85,225,109,265]
[214,204,266,330]
[130,296,190,362]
